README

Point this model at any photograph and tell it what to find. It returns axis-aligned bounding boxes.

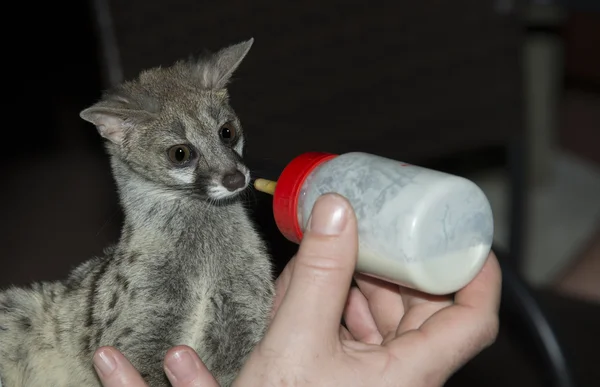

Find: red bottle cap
[273,152,338,243]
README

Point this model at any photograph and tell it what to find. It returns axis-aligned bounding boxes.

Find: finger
[270,193,358,344]
[94,347,149,387]
[453,251,502,314]
[343,287,383,344]
[271,256,296,320]
[395,287,453,336]
[390,252,502,373]
[164,346,219,387]
[354,273,405,338]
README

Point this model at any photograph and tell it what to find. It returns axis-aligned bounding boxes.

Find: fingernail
[93,348,117,377]
[307,194,348,236]
[165,349,199,382]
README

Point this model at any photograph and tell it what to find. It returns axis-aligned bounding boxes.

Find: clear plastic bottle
[255,151,494,295]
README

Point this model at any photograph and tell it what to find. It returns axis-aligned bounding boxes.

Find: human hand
[93,344,216,387]
[230,193,502,387]
[94,193,501,387]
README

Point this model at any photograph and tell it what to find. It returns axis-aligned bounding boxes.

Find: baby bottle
[254,151,494,295]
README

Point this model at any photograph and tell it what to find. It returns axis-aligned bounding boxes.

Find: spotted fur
[0,39,274,387]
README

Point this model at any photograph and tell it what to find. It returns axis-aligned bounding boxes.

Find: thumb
[164,346,220,387]
[269,193,358,344]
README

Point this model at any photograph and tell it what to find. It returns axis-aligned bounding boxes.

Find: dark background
[1,1,599,386]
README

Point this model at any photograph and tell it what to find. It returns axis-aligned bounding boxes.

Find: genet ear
[80,107,128,144]
[80,99,152,145]
[201,38,254,89]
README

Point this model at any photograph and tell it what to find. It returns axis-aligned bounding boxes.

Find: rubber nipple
[254,178,277,195]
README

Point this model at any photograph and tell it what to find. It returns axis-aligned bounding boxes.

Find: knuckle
[296,237,352,274]
[296,249,347,277]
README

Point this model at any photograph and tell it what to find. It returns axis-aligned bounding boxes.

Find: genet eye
[219,123,236,144]
[167,145,193,165]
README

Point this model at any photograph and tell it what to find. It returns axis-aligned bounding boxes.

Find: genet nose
[222,170,246,191]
